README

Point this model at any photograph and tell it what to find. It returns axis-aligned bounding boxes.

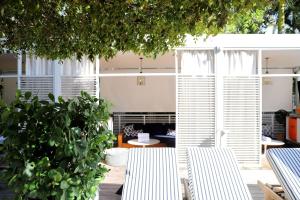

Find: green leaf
[24,91,32,100]
[23,162,35,177]
[65,115,71,127]
[48,169,62,182]
[38,157,50,168]
[15,90,21,99]
[25,103,31,111]
[48,93,55,102]
[58,96,65,103]
[67,102,74,111]
[49,140,55,146]
[60,180,69,190]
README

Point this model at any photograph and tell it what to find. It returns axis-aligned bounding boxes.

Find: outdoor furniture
[261,137,285,154]
[266,148,300,200]
[186,147,252,200]
[118,123,174,147]
[127,138,160,148]
[257,180,285,200]
[122,148,182,200]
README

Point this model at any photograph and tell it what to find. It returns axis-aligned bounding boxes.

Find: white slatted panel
[223,76,260,165]
[61,76,97,99]
[20,77,53,100]
[177,75,215,164]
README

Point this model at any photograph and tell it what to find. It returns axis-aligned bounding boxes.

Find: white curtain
[26,55,95,76]
[25,55,54,76]
[180,50,214,75]
[61,55,95,76]
[222,51,257,75]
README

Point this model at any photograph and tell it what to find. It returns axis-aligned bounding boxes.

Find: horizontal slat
[20,77,54,100]
[61,76,97,99]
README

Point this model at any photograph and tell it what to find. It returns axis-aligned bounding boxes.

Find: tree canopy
[265,0,300,33]
[1,1,268,60]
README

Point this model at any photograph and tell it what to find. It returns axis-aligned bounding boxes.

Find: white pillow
[167,129,176,136]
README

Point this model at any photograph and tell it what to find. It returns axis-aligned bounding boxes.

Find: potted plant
[0,91,115,199]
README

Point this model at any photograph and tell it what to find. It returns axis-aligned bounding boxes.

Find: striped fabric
[122,148,182,200]
[187,148,252,200]
[266,148,300,200]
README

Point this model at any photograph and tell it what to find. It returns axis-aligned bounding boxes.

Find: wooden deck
[0,155,279,200]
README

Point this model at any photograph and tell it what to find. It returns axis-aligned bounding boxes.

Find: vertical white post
[17,51,22,89]
[258,49,263,164]
[175,49,185,169]
[95,56,100,98]
[175,50,179,150]
[53,61,62,101]
[214,47,225,147]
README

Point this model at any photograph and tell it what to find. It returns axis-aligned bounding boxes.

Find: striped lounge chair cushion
[187,148,252,200]
[266,148,300,200]
[122,148,182,200]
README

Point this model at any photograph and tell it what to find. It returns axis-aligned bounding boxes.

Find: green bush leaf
[48,93,55,102]
[60,180,69,190]
[48,169,62,182]
[24,91,32,100]
[23,162,35,177]
[0,91,115,199]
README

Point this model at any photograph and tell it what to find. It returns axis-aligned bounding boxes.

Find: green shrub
[0,91,115,199]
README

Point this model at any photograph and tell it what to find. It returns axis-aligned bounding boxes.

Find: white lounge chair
[266,148,300,200]
[187,147,252,200]
[121,148,182,200]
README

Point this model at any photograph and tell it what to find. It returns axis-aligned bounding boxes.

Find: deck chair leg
[182,178,191,200]
[257,180,284,200]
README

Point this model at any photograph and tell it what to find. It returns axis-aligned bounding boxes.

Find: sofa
[117,123,176,148]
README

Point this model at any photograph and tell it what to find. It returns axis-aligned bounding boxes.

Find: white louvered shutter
[223,77,261,165]
[23,55,99,101]
[61,76,97,99]
[177,75,215,164]
[20,77,54,100]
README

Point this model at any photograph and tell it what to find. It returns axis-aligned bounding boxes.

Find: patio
[1,35,300,199]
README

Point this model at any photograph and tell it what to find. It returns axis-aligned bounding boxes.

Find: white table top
[261,139,285,146]
[128,138,160,146]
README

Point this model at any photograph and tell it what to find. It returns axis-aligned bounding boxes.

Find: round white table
[128,139,160,148]
[261,139,285,154]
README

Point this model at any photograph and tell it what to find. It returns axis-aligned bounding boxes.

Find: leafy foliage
[284,0,300,33]
[0,91,115,200]
[0,0,268,60]
[225,7,268,33]
[259,0,300,33]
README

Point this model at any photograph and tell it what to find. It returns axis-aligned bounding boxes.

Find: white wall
[262,69,293,112]
[100,76,175,112]
[100,52,175,73]
[100,52,176,112]
[1,78,17,103]
[0,54,18,104]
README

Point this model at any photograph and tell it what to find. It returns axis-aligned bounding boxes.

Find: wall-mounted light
[263,57,272,85]
[137,57,146,86]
